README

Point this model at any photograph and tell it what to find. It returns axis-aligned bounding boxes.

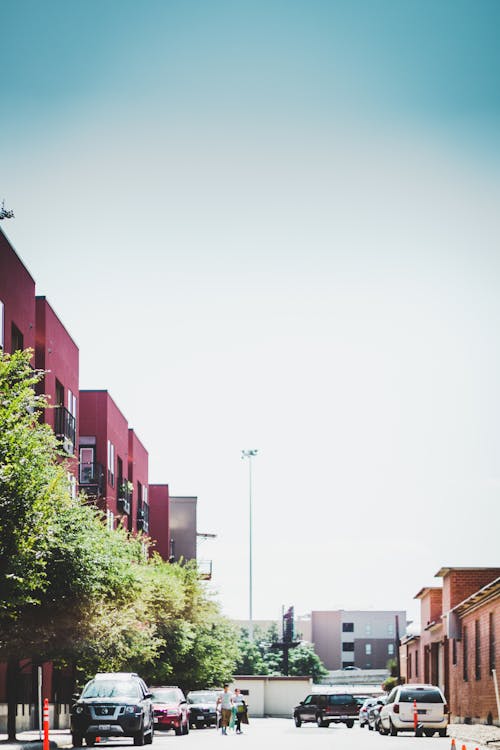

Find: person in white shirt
[216,685,233,735]
[233,688,248,734]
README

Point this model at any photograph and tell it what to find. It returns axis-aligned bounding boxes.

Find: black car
[294,692,360,728]
[187,690,220,728]
[71,672,154,747]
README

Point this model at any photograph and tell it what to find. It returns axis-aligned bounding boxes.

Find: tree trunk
[6,657,19,741]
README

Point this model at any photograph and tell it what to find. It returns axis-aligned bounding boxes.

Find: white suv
[379,684,448,737]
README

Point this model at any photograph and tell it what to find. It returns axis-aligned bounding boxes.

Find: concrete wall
[230,676,312,718]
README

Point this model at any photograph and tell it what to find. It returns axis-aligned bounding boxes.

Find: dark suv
[294,692,360,728]
[71,672,154,747]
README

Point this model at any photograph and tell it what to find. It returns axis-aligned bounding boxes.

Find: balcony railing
[79,461,105,498]
[197,560,213,580]
[137,506,149,534]
[54,405,76,454]
[117,480,132,515]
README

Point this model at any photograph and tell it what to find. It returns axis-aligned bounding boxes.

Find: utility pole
[241,449,258,640]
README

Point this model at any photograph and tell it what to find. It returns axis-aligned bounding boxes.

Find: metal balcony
[117,480,132,515]
[54,405,76,454]
[79,462,105,498]
[137,507,149,534]
[197,560,213,580]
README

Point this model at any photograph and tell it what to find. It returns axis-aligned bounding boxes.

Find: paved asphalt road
[83,719,452,750]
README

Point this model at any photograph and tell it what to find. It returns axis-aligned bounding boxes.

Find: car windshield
[188,692,218,704]
[82,680,141,699]
[150,689,180,703]
[399,689,444,703]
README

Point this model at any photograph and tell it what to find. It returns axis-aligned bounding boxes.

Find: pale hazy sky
[2,0,500,628]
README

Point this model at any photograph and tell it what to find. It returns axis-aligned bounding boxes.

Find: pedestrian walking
[216,684,233,735]
[233,688,249,734]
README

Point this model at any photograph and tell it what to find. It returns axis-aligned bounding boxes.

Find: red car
[150,686,190,735]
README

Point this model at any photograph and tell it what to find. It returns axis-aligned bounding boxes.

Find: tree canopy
[0,348,240,694]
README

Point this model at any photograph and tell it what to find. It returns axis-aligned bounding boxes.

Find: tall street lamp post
[241,449,258,640]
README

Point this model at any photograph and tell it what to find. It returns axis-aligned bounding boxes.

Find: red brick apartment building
[128,428,149,534]
[402,567,500,725]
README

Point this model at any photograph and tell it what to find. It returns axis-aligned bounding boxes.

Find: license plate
[417,710,427,715]
[97,724,111,731]
[153,719,159,725]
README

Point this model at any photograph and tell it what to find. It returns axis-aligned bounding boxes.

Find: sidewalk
[449,723,500,750]
[0,729,71,750]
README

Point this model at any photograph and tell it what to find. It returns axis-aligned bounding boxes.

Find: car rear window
[188,692,218,704]
[399,689,444,703]
[328,694,356,705]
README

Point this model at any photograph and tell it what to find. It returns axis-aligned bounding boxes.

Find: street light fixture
[241,449,258,640]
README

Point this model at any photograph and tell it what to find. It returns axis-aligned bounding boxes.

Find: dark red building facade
[128,429,150,535]
[78,390,132,530]
[35,297,79,481]
[0,229,35,354]
[149,484,171,560]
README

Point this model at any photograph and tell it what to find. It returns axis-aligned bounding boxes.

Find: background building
[311,609,407,670]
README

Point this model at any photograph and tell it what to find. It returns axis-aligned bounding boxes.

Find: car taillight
[393,704,399,714]
[443,704,448,714]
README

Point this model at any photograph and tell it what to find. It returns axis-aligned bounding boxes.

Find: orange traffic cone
[450,738,456,750]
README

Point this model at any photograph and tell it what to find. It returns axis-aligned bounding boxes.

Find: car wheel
[346,721,354,728]
[85,736,96,747]
[182,719,189,735]
[294,715,302,727]
[439,729,447,737]
[145,724,154,745]
[378,721,388,736]
[134,725,146,746]
[368,724,373,731]
[316,714,328,728]
[174,726,182,736]
[72,734,83,747]
[423,729,435,737]
[389,720,398,736]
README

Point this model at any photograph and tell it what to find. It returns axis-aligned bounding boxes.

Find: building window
[0,300,4,349]
[408,653,412,679]
[452,639,457,666]
[387,622,394,636]
[388,643,394,655]
[475,620,481,680]
[343,622,354,632]
[463,626,468,681]
[107,440,115,487]
[342,642,355,652]
[11,322,23,352]
[490,612,496,674]
[415,650,419,677]
[365,623,372,635]
[365,643,372,655]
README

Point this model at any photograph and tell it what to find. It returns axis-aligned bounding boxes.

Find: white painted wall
[230,677,312,718]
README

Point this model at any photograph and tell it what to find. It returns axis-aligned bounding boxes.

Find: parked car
[367,697,386,732]
[187,690,220,728]
[358,697,379,728]
[379,684,448,737]
[150,686,190,735]
[293,692,360,728]
[70,672,154,747]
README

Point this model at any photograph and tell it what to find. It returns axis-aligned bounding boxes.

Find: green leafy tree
[288,642,329,682]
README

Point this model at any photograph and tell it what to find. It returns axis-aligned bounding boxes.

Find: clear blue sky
[2,0,500,626]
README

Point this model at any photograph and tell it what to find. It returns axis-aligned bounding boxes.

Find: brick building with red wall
[401,567,500,725]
